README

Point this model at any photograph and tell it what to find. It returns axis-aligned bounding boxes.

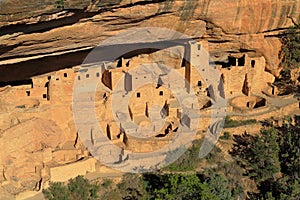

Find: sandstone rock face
[0,118,63,194]
[0,0,299,79]
[0,67,88,196]
[291,67,300,82]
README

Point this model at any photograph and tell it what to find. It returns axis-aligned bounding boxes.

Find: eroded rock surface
[0,118,63,194]
[0,0,299,79]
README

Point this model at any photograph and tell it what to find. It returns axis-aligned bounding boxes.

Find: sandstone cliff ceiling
[0,0,299,81]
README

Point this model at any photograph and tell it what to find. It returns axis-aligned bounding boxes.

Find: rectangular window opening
[251,60,255,68]
[197,81,202,87]
[197,44,201,50]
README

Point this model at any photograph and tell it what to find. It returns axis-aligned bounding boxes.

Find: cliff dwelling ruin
[0,39,299,197]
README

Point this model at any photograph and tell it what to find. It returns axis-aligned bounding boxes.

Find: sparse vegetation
[220,131,231,140]
[43,175,99,200]
[274,21,300,95]
[273,68,299,95]
[101,173,147,200]
[224,116,257,128]
[101,179,113,189]
[280,22,300,70]
[205,145,223,164]
[164,139,202,171]
[163,139,223,171]
[43,117,299,200]
[43,182,70,200]
[55,0,64,9]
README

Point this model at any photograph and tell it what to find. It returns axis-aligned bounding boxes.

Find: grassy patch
[163,139,202,171]
[101,179,113,189]
[163,139,223,171]
[220,131,231,140]
[55,0,64,8]
[224,116,257,128]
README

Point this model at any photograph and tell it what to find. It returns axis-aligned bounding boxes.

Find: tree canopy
[43,176,99,200]
[280,22,300,69]
[230,117,300,199]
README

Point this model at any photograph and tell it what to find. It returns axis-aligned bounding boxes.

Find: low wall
[50,158,97,182]
[223,124,262,135]
[230,101,299,121]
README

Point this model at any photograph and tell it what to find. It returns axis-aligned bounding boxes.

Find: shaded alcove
[0,79,33,88]
[201,100,212,109]
[106,124,112,140]
[228,56,236,66]
[251,60,255,68]
[44,78,50,101]
[0,38,190,83]
[253,98,266,108]
[238,55,245,66]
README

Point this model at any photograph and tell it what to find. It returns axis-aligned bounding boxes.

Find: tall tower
[185,41,209,93]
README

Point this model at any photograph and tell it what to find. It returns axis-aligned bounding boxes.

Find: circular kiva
[72,27,227,173]
[230,95,267,111]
